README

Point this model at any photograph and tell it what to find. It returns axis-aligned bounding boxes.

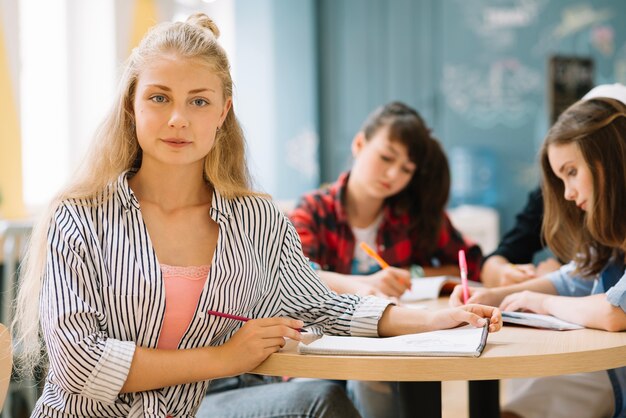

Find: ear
[219,97,233,127]
[351,132,367,157]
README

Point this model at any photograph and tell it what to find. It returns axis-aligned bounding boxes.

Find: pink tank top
[157,264,211,350]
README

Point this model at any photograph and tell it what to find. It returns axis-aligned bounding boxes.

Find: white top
[351,213,384,274]
[35,171,391,418]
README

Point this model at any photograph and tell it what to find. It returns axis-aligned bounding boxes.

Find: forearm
[489,277,558,305]
[318,271,360,294]
[121,345,232,393]
[376,305,436,336]
[543,294,626,331]
[481,256,509,287]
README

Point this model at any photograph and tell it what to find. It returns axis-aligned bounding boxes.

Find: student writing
[450,83,626,418]
[289,102,484,418]
[480,186,562,287]
[289,101,482,299]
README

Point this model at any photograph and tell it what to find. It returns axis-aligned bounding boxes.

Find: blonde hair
[13,13,257,377]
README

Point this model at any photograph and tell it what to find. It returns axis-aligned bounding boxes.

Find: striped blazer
[34,172,391,418]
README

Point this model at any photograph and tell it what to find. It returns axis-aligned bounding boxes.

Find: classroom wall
[234,0,319,199]
[316,0,626,235]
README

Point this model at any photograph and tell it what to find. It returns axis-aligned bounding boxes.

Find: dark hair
[540,97,626,275]
[361,101,450,253]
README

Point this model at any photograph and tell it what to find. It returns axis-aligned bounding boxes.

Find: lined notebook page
[298,325,488,357]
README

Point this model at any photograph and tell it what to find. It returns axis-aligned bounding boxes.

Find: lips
[162,138,189,144]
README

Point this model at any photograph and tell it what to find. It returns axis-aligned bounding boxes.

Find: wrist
[541,294,556,314]
[410,264,425,279]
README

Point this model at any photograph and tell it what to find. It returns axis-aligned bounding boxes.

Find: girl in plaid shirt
[290,102,482,299]
[290,102,483,418]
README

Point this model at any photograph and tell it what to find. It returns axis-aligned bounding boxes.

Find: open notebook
[502,311,583,331]
[400,276,482,302]
[298,324,489,357]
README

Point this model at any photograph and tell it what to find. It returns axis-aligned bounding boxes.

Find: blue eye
[150,95,167,103]
[192,98,209,107]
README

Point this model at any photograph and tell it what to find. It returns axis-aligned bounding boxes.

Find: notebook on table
[298,324,489,357]
[400,276,482,302]
[502,311,583,331]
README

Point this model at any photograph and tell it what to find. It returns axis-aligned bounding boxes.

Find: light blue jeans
[347,380,400,418]
[197,380,361,418]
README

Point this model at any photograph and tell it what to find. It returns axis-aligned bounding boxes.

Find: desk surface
[252,299,626,381]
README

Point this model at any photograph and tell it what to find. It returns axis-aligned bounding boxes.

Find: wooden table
[251,299,626,417]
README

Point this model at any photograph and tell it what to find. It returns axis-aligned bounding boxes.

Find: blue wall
[234,0,319,199]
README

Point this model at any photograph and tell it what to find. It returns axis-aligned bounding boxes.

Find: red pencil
[206,309,308,332]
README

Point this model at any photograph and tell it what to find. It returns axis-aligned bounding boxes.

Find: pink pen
[207,309,307,332]
[458,249,469,304]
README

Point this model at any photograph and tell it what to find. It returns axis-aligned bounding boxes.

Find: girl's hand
[432,304,502,333]
[499,290,551,314]
[536,258,562,277]
[360,267,412,297]
[219,317,304,375]
[499,263,537,286]
[449,285,504,307]
[352,281,388,298]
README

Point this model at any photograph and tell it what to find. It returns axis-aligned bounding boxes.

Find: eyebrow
[383,144,416,166]
[146,84,216,94]
[558,161,574,174]
[385,146,399,156]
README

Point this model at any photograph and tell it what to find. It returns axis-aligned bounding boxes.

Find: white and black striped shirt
[35,172,391,417]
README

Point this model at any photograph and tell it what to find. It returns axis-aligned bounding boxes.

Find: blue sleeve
[547,261,595,297]
[605,273,626,312]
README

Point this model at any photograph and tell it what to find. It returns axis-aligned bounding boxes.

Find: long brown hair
[361,102,450,253]
[540,97,626,276]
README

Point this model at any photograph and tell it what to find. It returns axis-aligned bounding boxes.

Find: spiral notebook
[297,324,489,357]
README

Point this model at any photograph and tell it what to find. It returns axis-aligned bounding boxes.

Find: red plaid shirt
[289,172,482,281]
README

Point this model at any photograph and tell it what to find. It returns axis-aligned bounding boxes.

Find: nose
[168,105,189,129]
[563,183,576,202]
[386,164,402,180]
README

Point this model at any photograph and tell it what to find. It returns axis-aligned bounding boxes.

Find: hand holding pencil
[218,315,306,375]
[358,242,412,297]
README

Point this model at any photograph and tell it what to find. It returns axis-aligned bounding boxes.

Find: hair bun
[186,12,220,39]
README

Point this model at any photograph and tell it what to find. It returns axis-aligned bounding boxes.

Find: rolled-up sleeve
[547,261,595,297]
[42,205,135,404]
[277,217,391,337]
[606,275,626,311]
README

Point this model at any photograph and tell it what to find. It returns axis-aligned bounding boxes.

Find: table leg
[469,380,500,418]
[399,381,442,418]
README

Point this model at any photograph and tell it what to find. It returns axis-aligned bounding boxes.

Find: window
[19,0,115,212]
